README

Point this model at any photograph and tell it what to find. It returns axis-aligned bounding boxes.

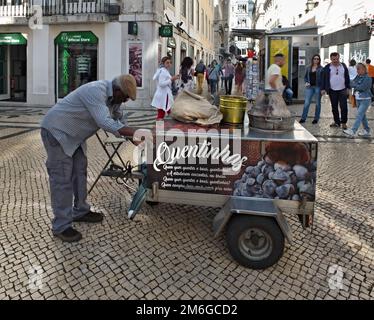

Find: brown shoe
[341,124,348,130]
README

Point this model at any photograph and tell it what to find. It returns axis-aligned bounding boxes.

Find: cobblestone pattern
[0,122,373,300]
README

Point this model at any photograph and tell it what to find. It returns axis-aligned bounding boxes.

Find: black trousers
[329,89,348,125]
[225,76,233,95]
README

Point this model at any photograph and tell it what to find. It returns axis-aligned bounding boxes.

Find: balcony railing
[0,0,110,17]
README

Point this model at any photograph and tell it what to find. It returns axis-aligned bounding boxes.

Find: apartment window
[180,0,186,17]
[201,9,204,35]
[197,1,200,31]
[205,14,207,37]
[238,4,247,13]
[189,0,194,25]
[167,0,175,6]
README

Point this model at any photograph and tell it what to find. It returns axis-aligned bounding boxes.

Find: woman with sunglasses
[299,54,323,124]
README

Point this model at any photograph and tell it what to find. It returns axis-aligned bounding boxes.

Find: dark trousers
[371,78,374,101]
[225,77,233,95]
[329,89,348,125]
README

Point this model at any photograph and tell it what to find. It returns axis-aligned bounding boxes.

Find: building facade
[296,0,374,65]
[213,0,231,61]
[253,0,374,66]
[0,0,215,108]
[227,0,255,58]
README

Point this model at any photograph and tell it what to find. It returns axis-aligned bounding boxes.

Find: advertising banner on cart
[146,121,317,201]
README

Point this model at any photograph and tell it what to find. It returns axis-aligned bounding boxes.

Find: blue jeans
[210,79,217,95]
[41,128,90,234]
[285,88,293,100]
[301,86,321,121]
[351,99,371,133]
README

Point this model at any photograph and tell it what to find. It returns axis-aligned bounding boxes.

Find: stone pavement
[0,96,373,300]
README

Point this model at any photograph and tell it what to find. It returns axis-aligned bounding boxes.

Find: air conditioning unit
[108,4,120,15]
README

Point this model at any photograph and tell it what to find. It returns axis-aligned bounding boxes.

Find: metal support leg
[88,133,124,195]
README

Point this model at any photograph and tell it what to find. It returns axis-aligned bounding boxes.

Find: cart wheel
[146,201,159,206]
[226,215,284,269]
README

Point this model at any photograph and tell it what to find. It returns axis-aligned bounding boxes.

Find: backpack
[195,63,205,74]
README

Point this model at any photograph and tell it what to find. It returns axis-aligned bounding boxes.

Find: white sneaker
[358,129,372,138]
[343,128,356,138]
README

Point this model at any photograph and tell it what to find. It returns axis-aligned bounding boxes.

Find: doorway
[55,31,98,100]
[292,47,298,98]
[0,44,27,101]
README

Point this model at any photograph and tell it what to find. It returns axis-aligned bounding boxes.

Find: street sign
[159,25,173,37]
[0,33,27,45]
[55,31,98,45]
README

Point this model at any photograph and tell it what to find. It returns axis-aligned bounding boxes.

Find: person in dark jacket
[300,54,324,124]
[321,52,350,129]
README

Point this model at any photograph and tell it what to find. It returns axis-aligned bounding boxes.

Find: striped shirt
[41,80,127,157]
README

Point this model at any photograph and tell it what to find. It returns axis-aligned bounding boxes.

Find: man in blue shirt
[41,75,138,242]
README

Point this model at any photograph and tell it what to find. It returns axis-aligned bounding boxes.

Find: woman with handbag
[299,54,323,124]
[343,63,373,138]
[151,56,179,120]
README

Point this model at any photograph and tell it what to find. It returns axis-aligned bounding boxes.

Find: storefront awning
[0,33,27,45]
[55,31,98,45]
[321,23,370,47]
[230,28,266,39]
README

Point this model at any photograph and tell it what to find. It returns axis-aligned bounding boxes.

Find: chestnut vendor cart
[96,118,318,270]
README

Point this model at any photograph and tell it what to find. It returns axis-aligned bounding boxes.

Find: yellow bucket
[219,95,248,124]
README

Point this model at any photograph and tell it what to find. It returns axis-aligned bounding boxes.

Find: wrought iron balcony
[0,0,111,17]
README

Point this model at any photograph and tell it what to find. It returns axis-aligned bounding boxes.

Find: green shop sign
[0,33,27,45]
[159,25,173,38]
[55,31,98,45]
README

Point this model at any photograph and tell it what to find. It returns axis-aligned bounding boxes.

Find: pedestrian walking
[265,53,285,92]
[300,54,323,124]
[321,52,350,129]
[234,62,245,95]
[221,63,226,91]
[40,75,138,242]
[195,59,206,95]
[343,63,373,138]
[365,58,374,101]
[151,56,179,120]
[207,60,220,98]
[224,59,235,95]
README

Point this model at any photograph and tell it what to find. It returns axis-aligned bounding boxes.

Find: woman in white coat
[151,56,179,120]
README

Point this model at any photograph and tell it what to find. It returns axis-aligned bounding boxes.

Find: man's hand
[321,90,326,96]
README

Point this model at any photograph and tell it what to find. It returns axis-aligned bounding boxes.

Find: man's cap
[115,74,137,101]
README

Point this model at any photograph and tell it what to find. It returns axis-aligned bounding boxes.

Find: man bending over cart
[41,75,139,242]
